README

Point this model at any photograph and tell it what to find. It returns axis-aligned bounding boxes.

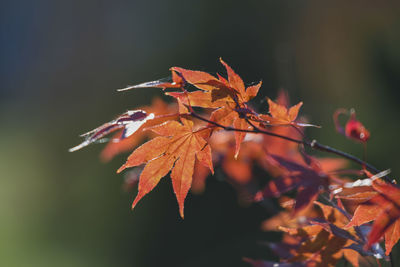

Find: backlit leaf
[118,118,213,218]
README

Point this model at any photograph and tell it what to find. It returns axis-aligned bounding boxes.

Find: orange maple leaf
[168,58,262,158]
[258,98,305,127]
[191,131,265,202]
[117,117,213,218]
[267,202,362,267]
[261,197,322,232]
[346,179,400,255]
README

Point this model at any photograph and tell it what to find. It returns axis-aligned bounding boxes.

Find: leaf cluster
[71,59,399,266]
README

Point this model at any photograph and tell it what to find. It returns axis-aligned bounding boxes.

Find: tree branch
[189,111,392,182]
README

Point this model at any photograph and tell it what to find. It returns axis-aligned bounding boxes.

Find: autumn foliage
[71,59,399,266]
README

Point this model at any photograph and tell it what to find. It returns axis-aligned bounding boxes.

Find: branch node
[311,139,317,148]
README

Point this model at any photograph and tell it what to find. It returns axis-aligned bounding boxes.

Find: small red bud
[344,110,370,142]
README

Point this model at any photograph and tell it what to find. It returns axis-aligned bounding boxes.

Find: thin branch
[307,141,385,179]
[189,111,392,182]
[191,112,303,143]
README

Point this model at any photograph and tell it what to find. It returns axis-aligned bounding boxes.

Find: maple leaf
[100,98,178,162]
[218,58,262,102]
[191,131,265,202]
[168,58,262,157]
[256,89,319,128]
[261,98,302,125]
[258,91,311,176]
[258,155,330,214]
[261,197,323,232]
[117,117,213,218]
[261,90,323,175]
[262,123,303,161]
[264,202,365,267]
[346,179,400,255]
[170,58,261,100]
[117,70,184,91]
[118,58,262,158]
[69,110,155,152]
[204,131,253,184]
[334,185,378,215]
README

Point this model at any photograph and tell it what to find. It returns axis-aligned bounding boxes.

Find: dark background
[1,1,400,266]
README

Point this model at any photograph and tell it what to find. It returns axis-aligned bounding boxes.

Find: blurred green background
[1,1,400,266]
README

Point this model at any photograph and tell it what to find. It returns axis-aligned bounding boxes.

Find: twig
[189,111,392,182]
